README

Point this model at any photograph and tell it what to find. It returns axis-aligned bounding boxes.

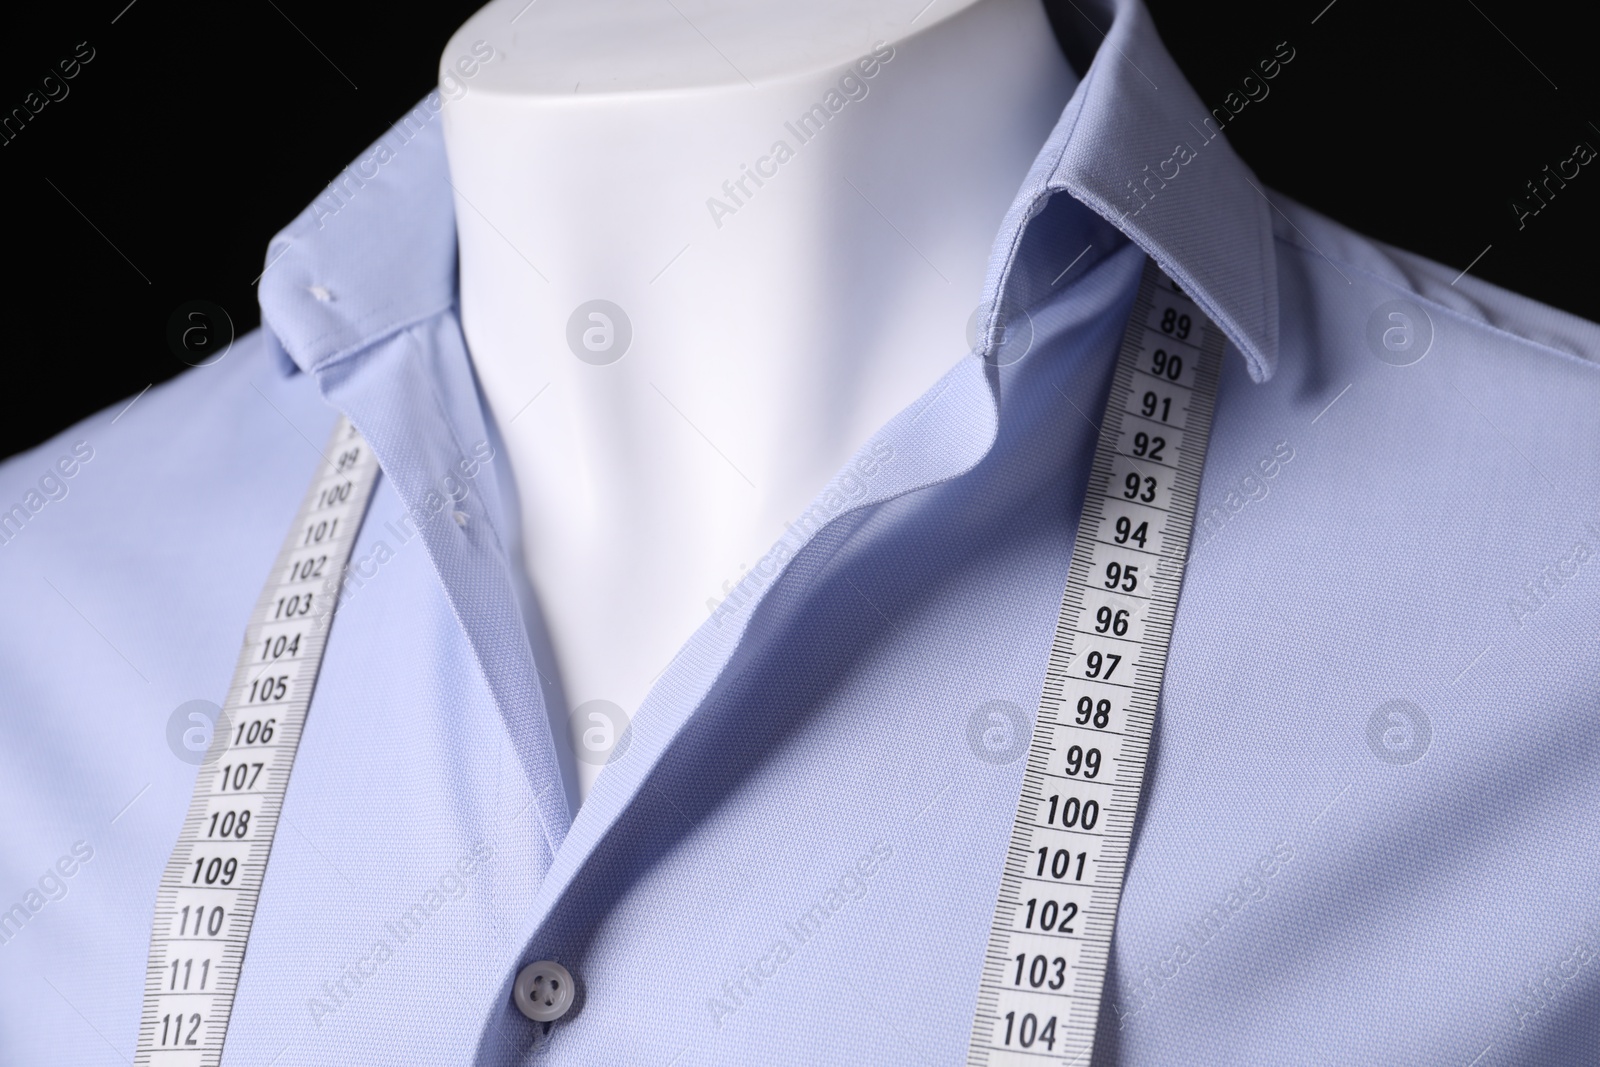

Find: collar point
[1239,339,1277,384]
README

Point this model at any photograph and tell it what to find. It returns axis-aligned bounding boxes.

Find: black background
[2,0,1594,460]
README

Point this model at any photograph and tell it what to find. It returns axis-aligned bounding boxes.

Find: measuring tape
[966,260,1224,1064]
[126,263,1213,1062]
[135,416,378,1065]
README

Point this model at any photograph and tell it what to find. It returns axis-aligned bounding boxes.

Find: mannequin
[440,0,1076,804]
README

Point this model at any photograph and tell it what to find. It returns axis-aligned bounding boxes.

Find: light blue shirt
[5,1,1600,1063]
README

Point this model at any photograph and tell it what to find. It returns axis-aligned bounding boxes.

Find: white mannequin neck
[440,0,1075,806]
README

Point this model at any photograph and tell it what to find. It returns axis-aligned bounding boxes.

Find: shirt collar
[258,92,458,376]
[977,0,1279,381]
[259,0,1278,382]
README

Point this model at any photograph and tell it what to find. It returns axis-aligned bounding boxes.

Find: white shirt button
[513,960,576,1023]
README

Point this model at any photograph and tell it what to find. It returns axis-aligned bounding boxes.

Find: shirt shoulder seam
[1271,231,1600,375]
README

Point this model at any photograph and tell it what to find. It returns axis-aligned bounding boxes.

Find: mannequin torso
[440,0,1076,805]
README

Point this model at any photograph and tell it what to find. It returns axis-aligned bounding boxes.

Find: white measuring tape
[127,264,1214,1063]
[966,260,1224,1064]
[135,416,379,1065]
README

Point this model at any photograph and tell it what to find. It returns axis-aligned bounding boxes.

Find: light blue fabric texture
[4,0,1599,1063]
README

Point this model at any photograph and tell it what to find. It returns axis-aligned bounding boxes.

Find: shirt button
[513,960,576,1023]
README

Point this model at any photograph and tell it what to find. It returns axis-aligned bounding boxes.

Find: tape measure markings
[966,260,1224,1065]
[130,263,1218,1064]
[135,416,378,1066]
